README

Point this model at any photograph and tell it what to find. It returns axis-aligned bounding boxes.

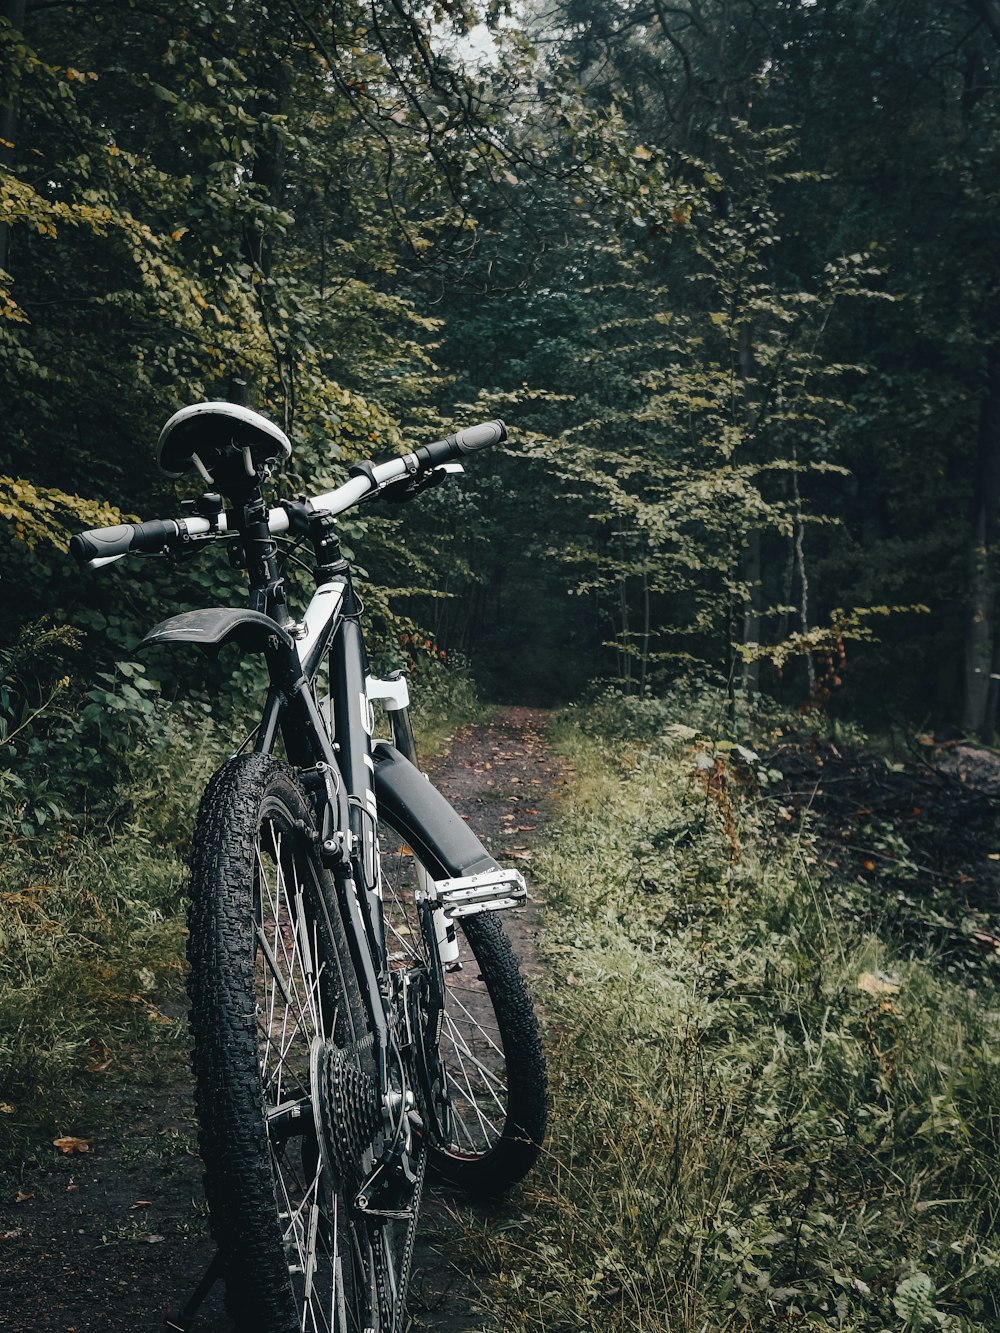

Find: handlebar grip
[414,420,508,469]
[70,519,179,566]
[452,420,507,453]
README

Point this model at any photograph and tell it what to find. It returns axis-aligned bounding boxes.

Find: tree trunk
[962,337,1000,739]
[230,58,293,407]
[0,0,29,277]
[738,322,762,699]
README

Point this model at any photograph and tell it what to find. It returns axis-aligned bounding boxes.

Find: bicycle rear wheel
[379,818,547,1196]
[187,754,381,1332]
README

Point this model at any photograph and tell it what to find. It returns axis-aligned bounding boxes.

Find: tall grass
[466,710,1000,1331]
[0,703,221,1165]
[0,658,486,1167]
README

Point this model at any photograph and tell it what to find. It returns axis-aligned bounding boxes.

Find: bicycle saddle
[156,401,292,483]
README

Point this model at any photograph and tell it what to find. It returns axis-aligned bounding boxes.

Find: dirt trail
[406,706,555,1332]
[0,707,555,1333]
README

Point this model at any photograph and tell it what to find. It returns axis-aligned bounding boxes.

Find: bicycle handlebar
[69,519,186,566]
[70,419,507,568]
[413,420,507,468]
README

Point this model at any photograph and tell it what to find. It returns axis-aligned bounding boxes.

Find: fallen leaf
[86,1040,112,1073]
[53,1136,91,1155]
[132,1200,153,1209]
[14,1190,32,1203]
[858,970,900,996]
[989,853,1000,861]
[0,1103,14,1114]
[510,850,532,861]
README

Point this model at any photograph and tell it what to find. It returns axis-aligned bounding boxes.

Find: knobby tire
[187,754,379,1333]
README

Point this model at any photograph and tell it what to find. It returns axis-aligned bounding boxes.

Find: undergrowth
[407,652,490,757]
[465,700,1000,1331]
[0,651,484,1169]
[0,697,221,1167]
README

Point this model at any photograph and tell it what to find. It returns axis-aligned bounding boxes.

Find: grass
[0,658,486,1170]
[458,704,1000,1332]
[0,723,216,1167]
[408,654,493,758]
[8,675,997,1329]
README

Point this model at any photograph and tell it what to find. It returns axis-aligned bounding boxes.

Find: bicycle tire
[379,819,547,1196]
[187,753,382,1332]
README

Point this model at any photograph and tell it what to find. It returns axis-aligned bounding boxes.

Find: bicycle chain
[374,1133,427,1333]
[322,1037,426,1332]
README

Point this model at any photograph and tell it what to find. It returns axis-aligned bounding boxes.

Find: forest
[1,0,999,729]
[3,2,1000,1331]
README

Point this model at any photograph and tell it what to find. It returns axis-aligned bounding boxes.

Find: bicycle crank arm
[418,867,527,918]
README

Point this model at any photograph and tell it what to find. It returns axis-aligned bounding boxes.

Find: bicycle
[70,401,548,1333]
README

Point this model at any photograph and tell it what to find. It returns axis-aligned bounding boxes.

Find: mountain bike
[70,401,548,1333]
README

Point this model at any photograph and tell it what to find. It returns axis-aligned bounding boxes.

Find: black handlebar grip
[452,420,507,453]
[70,519,179,565]
[415,420,508,469]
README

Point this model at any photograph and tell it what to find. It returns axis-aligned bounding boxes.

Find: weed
[473,707,1000,1330]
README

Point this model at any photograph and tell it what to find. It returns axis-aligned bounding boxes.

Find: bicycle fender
[138,607,295,655]
[372,741,498,880]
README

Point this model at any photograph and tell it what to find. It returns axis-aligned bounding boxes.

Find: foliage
[0,686,223,1164]
[457,705,1000,1331]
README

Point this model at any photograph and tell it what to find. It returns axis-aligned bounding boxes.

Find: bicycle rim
[378,821,509,1159]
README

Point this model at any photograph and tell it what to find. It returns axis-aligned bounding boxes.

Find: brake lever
[378,462,464,506]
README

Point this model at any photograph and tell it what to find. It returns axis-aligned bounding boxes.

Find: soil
[765,730,1000,961]
[0,707,557,1333]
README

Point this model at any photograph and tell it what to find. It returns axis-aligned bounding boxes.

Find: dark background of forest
[3,0,1000,747]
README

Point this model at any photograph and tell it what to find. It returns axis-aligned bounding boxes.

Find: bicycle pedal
[420,867,527,918]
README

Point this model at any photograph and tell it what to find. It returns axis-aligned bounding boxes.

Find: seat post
[239,488,290,625]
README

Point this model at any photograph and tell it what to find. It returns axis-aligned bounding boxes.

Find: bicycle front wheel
[379,819,547,1196]
[187,754,380,1333]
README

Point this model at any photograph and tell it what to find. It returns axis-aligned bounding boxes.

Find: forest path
[407,705,556,1332]
[0,706,557,1333]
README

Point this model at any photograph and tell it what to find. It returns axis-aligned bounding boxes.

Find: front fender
[138,607,295,655]
[372,741,497,880]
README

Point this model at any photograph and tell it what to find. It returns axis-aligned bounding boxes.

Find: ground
[764,730,1000,964]
[0,707,555,1333]
[4,711,995,1332]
